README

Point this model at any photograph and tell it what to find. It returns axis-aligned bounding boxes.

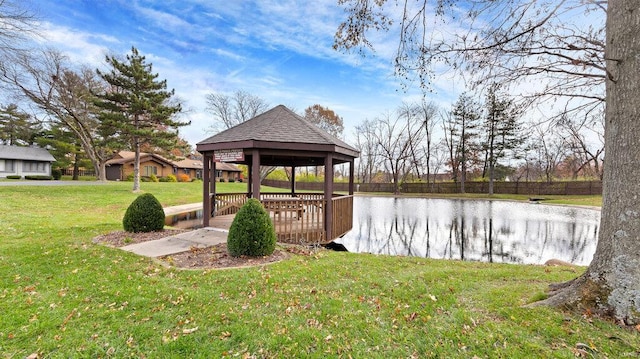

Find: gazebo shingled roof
[196,105,358,166]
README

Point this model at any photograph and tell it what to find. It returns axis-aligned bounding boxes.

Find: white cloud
[36,22,117,65]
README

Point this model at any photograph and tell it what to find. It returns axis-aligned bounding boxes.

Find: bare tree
[0,49,114,180]
[335,1,605,117]
[440,111,459,183]
[205,90,274,179]
[205,90,269,132]
[397,102,430,180]
[528,126,567,183]
[336,1,640,324]
[428,141,448,187]
[557,112,604,180]
[0,0,38,60]
[415,100,439,185]
[373,108,426,193]
[353,119,380,183]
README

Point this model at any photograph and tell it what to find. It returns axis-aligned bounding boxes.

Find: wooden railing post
[203,154,211,227]
[324,153,333,241]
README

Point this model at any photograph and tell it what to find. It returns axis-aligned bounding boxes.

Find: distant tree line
[351,87,603,194]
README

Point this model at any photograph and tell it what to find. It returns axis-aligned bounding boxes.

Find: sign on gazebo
[214,149,244,162]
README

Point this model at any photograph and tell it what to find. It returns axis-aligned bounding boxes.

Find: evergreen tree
[450,93,481,193]
[36,123,88,179]
[95,47,187,191]
[0,103,40,146]
[481,84,523,194]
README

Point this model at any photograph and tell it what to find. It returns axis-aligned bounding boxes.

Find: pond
[335,197,600,265]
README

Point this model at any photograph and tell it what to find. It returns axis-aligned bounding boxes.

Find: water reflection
[336,197,600,265]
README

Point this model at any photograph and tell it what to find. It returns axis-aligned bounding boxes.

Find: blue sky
[28,0,465,147]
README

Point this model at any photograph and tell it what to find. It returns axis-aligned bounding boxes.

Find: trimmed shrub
[149,174,159,182]
[227,198,276,257]
[51,169,62,180]
[178,173,190,182]
[25,175,53,180]
[122,193,165,233]
[6,175,21,179]
[126,173,134,181]
[166,174,177,182]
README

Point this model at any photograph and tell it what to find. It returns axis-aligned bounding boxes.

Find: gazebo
[195,105,360,244]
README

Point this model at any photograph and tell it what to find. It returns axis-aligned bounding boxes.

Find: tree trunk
[133,140,141,192]
[488,161,494,195]
[98,160,107,182]
[72,151,80,181]
[533,3,640,325]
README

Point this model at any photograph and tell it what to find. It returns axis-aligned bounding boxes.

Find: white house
[0,145,56,179]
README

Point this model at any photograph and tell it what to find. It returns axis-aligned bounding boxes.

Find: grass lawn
[1,182,636,358]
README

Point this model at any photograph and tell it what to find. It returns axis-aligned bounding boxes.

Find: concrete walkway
[121,227,228,257]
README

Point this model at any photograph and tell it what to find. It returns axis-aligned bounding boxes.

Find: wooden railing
[261,192,326,201]
[213,193,248,216]
[261,197,325,244]
[331,195,354,239]
[211,193,354,244]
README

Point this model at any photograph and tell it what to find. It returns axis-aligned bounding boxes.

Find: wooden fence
[61,168,95,177]
[262,179,603,196]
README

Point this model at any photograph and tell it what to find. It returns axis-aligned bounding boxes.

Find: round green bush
[227,198,276,257]
[122,193,165,233]
[51,168,62,180]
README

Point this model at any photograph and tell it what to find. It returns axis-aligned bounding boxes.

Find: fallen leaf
[325,334,333,342]
[405,312,418,322]
[182,327,199,334]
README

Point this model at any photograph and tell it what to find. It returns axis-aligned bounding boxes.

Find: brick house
[105,151,241,181]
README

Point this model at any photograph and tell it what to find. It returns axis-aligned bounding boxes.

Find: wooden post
[247,156,253,198]
[291,165,296,197]
[348,159,355,195]
[202,154,211,227]
[324,153,333,241]
[212,160,217,217]
[252,149,261,199]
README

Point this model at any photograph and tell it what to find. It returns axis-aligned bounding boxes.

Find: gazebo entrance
[195,105,360,244]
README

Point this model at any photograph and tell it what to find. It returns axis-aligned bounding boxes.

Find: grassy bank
[2,182,635,358]
[361,192,602,208]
